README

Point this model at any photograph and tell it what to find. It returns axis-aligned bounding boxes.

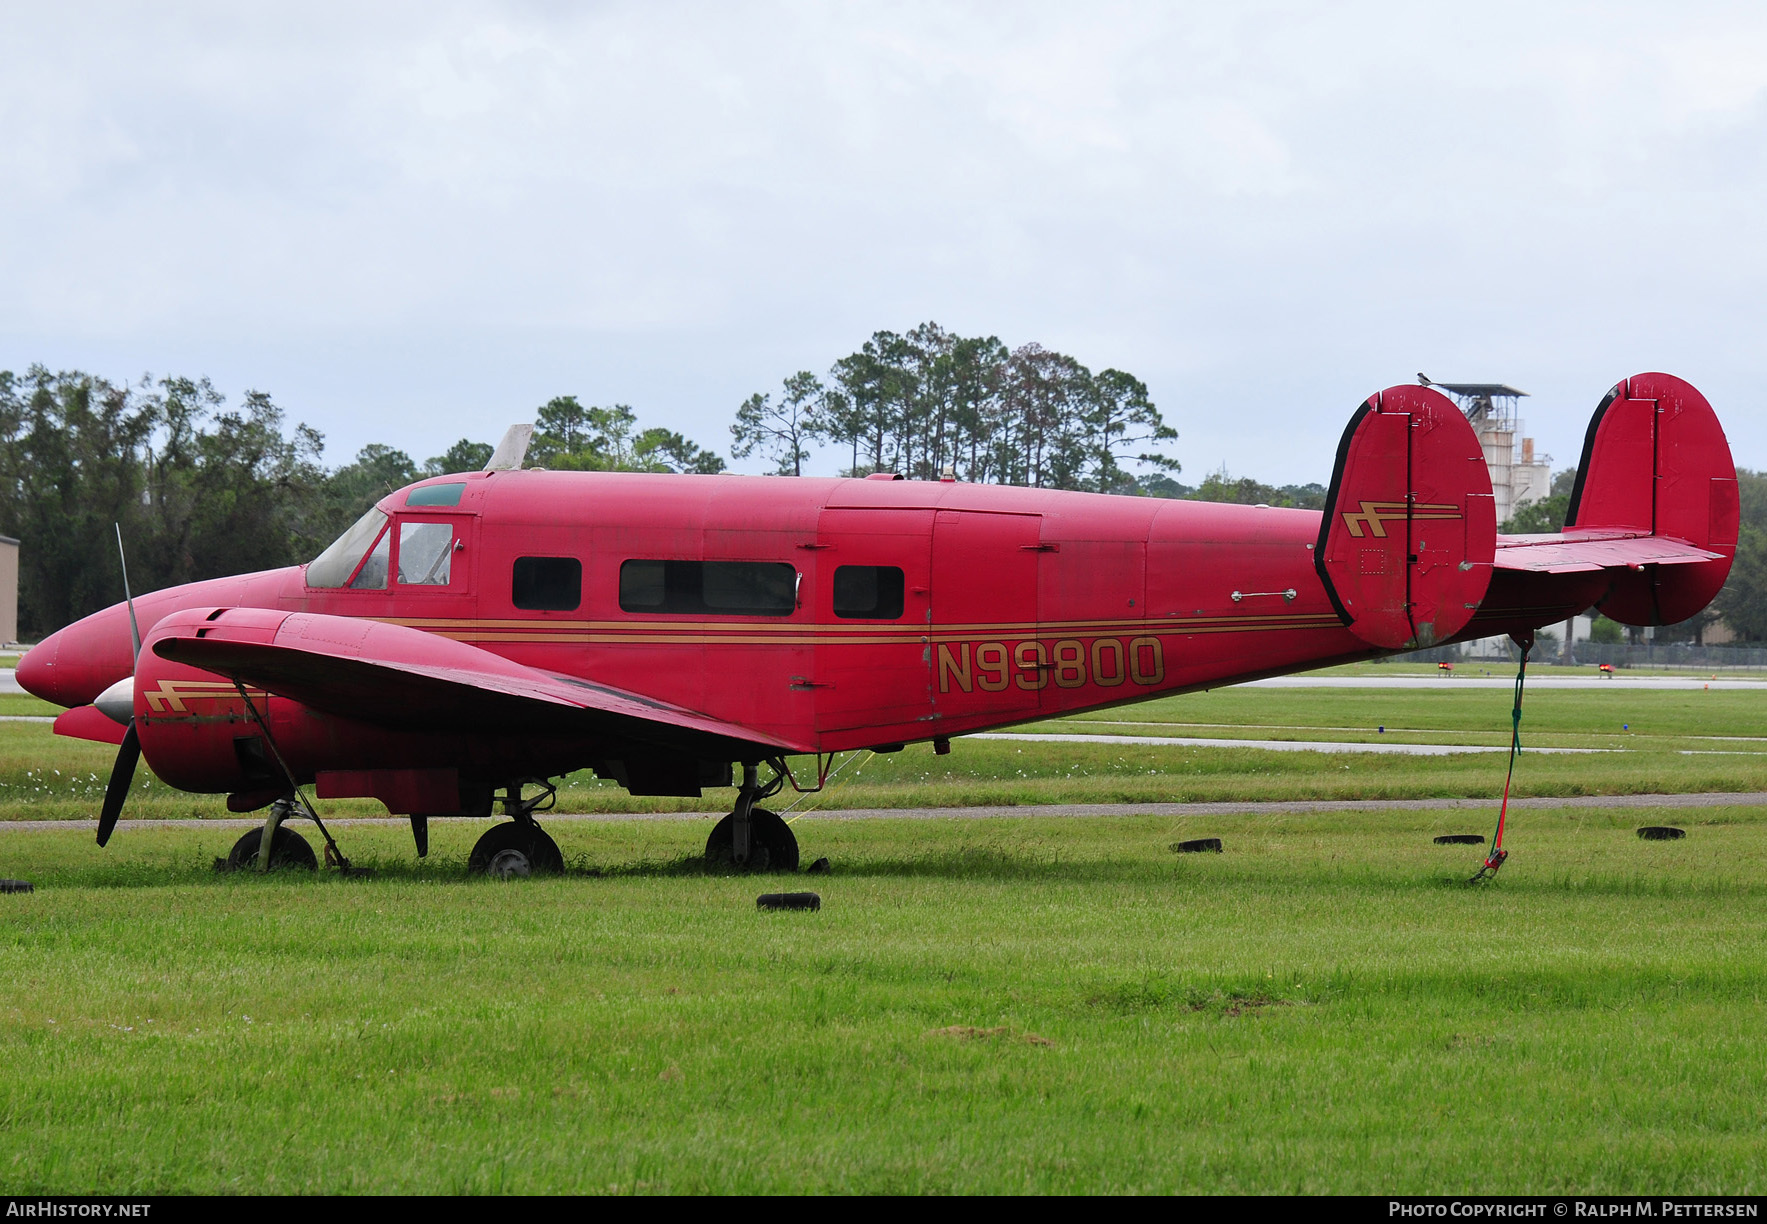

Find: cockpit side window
[307,507,391,589]
[398,522,454,585]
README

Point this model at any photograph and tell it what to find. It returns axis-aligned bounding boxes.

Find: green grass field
[1,807,1764,1193]
[1,681,1765,1192]
[3,684,1767,820]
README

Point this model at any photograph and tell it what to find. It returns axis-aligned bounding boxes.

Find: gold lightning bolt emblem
[1341,500,1462,539]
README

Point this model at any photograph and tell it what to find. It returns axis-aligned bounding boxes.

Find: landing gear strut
[227,682,358,872]
[468,780,564,878]
[223,797,318,872]
[705,762,799,871]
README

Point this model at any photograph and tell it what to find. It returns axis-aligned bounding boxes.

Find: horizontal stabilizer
[1493,533,1724,575]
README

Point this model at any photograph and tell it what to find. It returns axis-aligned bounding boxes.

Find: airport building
[0,536,16,646]
[1427,381,1552,526]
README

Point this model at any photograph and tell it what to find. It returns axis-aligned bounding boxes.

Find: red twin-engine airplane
[16,373,1738,876]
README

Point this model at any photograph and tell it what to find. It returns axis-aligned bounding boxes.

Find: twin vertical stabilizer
[1315,385,1495,649]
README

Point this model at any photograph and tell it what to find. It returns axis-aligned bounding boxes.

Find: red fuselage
[21,468,1575,769]
[18,373,1738,830]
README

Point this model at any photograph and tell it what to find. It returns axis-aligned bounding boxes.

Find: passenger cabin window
[513,557,582,611]
[306,507,390,588]
[398,522,454,585]
[833,565,905,619]
[619,560,796,616]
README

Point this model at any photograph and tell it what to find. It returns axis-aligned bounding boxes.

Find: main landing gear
[468,781,565,879]
[704,762,799,872]
[220,767,807,878]
[220,795,355,873]
[221,686,361,875]
[223,798,319,873]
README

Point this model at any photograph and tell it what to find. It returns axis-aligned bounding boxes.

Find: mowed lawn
[1,677,1765,1192]
[1,806,1766,1194]
[3,681,1767,820]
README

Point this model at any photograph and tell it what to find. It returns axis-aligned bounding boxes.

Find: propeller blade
[96,723,141,848]
[115,523,142,661]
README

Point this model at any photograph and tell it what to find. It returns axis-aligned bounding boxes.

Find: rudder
[1567,373,1737,626]
[1316,385,1496,649]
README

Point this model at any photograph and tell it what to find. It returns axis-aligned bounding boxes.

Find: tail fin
[1566,373,1737,626]
[1316,385,1496,649]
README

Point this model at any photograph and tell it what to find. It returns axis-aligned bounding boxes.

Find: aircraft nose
[15,634,60,703]
[15,628,58,695]
[17,615,134,709]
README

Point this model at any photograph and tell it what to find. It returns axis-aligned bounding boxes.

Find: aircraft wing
[150,608,811,758]
[1492,532,1724,575]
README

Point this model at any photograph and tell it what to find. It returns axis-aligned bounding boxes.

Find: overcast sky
[3,2,1764,483]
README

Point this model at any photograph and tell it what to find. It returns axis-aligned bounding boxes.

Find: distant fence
[1389,640,1767,670]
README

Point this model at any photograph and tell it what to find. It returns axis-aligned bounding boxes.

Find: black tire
[468,822,565,877]
[225,826,318,872]
[705,808,799,872]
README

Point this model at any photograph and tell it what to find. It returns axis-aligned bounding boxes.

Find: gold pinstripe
[371,612,1345,648]
[376,612,1340,633]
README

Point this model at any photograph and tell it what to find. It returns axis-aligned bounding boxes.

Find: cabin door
[929,510,1043,726]
[812,508,935,737]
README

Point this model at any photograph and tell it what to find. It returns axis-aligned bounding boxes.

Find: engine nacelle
[134,608,301,795]
[132,605,719,814]
[134,608,498,813]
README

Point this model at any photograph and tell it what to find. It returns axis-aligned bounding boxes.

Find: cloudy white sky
[3,2,1764,482]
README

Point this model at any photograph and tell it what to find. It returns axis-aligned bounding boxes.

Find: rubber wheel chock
[1171,838,1223,854]
[757,892,821,911]
[1637,826,1687,840]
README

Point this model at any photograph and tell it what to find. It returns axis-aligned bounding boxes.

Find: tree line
[0,322,1187,635]
[6,335,1767,644]
[732,322,1179,492]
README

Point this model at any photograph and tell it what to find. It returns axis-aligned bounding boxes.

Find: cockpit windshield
[306,507,390,589]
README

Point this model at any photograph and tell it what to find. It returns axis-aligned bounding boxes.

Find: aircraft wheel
[468,822,565,878]
[705,808,798,872]
[225,826,318,872]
